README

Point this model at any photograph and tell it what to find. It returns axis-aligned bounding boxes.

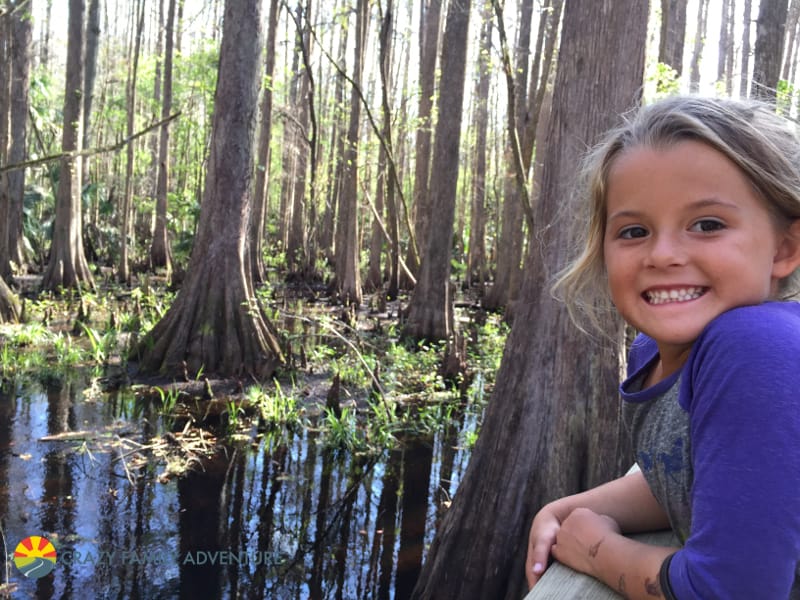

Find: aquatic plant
[251,381,303,431]
[322,407,365,453]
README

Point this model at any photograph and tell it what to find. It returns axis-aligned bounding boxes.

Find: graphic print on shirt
[638,437,685,485]
[622,378,693,543]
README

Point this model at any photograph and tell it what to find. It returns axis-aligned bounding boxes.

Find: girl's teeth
[647,287,704,305]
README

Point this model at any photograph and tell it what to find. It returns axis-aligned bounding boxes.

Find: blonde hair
[554,95,800,337]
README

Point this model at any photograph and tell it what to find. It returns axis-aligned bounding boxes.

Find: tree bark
[147,0,164,194]
[751,0,789,100]
[150,0,176,274]
[5,0,34,276]
[411,0,647,597]
[402,0,472,341]
[484,0,534,312]
[789,0,800,86]
[250,0,280,284]
[40,0,53,68]
[659,0,688,76]
[689,0,710,91]
[277,2,302,252]
[42,0,95,292]
[119,0,146,284]
[81,0,100,187]
[467,4,492,290]
[522,0,562,169]
[367,0,397,294]
[741,0,754,96]
[0,13,10,279]
[726,0,737,95]
[782,0,800,81]
[319,0,348,263]
[333,0,369,306]
[136,0,283,379]
[285,0,313,277]
[0,274,19,323]
[718,0,731,83]
[403,0,442,286]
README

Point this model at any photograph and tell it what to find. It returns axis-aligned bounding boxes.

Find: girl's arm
[552,507,677,599]
[663,307,800,598]
[526,468,671,589]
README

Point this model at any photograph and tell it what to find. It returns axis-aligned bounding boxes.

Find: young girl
[526,95,800,599]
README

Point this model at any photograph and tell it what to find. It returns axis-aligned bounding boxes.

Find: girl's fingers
[526,538,553,588]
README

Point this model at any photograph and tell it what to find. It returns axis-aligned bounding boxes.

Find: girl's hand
[551,507,622,578]
[525,504,563,589]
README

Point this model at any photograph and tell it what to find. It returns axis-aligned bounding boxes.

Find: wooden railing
[523,528,678,599]
[524,465,678,599]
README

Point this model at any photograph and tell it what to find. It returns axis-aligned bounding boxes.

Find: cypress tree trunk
[333,0,369,306]
[751,0,789,100]
[42,0,95,292]
[402,0,472,341]
[136,0,283,379]
[6,0,34,274]
[150,0,176,275]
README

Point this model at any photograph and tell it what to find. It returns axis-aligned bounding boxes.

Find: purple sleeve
[667,305,800,598]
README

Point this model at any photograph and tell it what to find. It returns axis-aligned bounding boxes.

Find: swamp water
[0,375,478,599]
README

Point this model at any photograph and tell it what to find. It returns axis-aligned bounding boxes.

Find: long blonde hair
[553,95,800,337]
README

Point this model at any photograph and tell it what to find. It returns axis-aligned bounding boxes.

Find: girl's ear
[772,219,800,279]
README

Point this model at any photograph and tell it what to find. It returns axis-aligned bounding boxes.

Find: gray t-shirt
[622,373,693,544]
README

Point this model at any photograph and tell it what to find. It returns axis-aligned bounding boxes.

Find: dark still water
[0,377,476,599]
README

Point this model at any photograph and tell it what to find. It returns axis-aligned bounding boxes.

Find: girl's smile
[603,139,800,378]
[643,286,706,305]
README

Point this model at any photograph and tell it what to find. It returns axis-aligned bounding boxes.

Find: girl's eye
[689,219,725,233]
[618,225,648,239]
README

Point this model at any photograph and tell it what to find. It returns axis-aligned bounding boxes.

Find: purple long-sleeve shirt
[621,302,800,599]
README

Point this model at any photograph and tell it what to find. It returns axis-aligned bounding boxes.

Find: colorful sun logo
[13,536,57,579]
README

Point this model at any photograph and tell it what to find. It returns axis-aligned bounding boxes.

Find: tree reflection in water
[0,378,474,599]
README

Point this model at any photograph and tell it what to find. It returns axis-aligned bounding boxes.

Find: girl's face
[603,140,800,375]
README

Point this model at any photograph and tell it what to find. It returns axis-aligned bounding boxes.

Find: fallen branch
[0,111,181,174]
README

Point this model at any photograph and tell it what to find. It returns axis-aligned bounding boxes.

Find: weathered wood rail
[523,528,678,599]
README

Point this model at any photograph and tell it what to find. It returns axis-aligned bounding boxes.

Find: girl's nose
[644,233,687,268]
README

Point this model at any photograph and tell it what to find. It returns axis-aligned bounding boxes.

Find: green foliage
[23,186,53,263]
[450,259,467,281]
[262,247,287,272]
[153,386,181,415]
[3,322,52,346]
[776,79,796,115]
[250,381,304,431]
[322,407,365,453]
[222,399,246,434]
[78,323,118,365]
[0,339,46,378]
[330,350,375,388]
[462,429,480,450]
[126,284,174,334]
[364,397,398,448]
[290,308,508,456]
[647,62,681,100]
[0,322,79,380]
[28,69,62,165]
[53,333,85,366]
[382,339,446,394]
[466,318,509,375]
[0,283,175,382]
